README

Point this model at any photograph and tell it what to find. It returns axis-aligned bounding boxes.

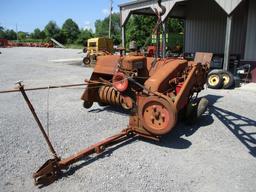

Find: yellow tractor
[83,37,113,65]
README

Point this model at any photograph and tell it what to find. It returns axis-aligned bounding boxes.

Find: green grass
[64,44,84,49]
[18,39,47,43]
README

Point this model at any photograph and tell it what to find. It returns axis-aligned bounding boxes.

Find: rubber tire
[197,98,208,118]
[208,69,223,75]
[184,98,208,125]
[207,73,223,89]
[185,102,198,125]
[220,71,234,89]
[83,57,91,65]
[83,101,93,109]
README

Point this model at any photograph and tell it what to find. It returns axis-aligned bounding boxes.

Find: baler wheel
[185,97,209,125]
[140,96,177,135]
[83,101,93,108]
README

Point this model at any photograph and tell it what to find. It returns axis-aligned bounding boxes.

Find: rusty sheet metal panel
[93,55,120,75]
[174,63,198,111]
[144,59,188,92]
[121,56,146,70]
[194,52,213,65]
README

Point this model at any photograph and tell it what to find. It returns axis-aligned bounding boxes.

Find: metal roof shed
[119,0,255,71]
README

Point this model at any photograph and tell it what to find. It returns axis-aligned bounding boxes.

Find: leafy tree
[5,29,17,40]
[126,15,157,48]
[75,28,93,45]
[31,28,46,39]
[31,28,41,39]
[40,30,46,39]
[0,26,17,40]
[167,18,184,33]
[61,18,80,44]
[95,13,121,45]
[95,19,108,37]
[44,21,62,41]
[17,31,26,40]
[0,26,6,38]
[125,16,184,49]
[111,13,122,45]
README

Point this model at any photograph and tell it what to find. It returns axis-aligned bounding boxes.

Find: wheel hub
[140,96,177,135]
[222,74,230,86]
[208,74,220,86]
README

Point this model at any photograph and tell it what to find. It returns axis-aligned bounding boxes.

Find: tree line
[0,13,183,48]
[0,18,94,45]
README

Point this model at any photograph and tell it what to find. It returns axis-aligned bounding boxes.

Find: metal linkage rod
[16,81,59,160]
[0,83,87,94]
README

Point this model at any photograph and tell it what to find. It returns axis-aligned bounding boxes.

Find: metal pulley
[112,72,129,92]
[140,96,177,135]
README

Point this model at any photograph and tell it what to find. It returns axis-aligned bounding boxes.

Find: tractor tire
[83,57,91,66]
[220,71,234,89]
[207,73,223,89]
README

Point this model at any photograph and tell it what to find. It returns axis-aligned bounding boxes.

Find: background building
[119,0,256,81]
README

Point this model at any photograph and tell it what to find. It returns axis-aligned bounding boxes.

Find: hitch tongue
[33,159,61,186]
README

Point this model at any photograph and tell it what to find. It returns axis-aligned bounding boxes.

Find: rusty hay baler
[7,52,212,187]
[1,0,213,185]
[11,50,211,186]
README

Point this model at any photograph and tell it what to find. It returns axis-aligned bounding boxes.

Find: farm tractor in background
[82,37,113,65]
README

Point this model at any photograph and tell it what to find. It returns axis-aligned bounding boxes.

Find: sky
[0,0,129,32]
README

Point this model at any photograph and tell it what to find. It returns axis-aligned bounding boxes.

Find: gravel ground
[0,47,256,192]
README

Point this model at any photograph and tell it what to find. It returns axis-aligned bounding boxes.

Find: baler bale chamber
[81,53,211,138]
